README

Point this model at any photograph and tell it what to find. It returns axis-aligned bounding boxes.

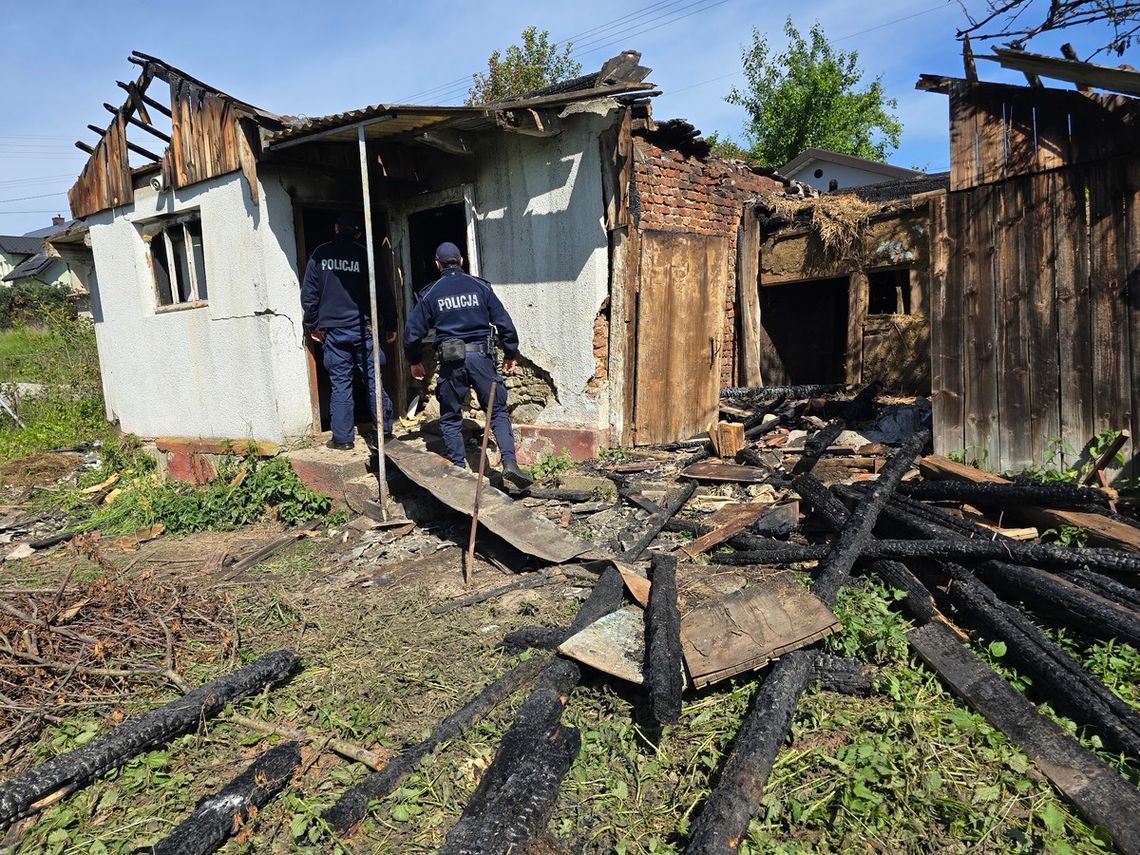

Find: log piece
[810,654,874,695]
[790,473,850,534]
[716,422,745,459]
[152,742,300,855]
[790,419,846,476]
[500,626,569,652]
[0,650,297,828]
[910,622,1140,855]
[945,568,1140,757]
[899,480,1112,508]
[684,650,816,854]
[620,482,698,562]
[720,384,844,401]
[646,554,683,724]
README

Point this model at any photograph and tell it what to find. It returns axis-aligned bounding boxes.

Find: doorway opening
[407,203,468,296]
[295,203,395,433]
[759,277,849,384]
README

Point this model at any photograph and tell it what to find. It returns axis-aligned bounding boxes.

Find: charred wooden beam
[74,141,96,155]
[125,139,163,162]
[831,380,881,423]
[791,419,846,476]
[437,568,625,850]
[104,102,171,142]
[0,650,297,828]
[620,482,697,562]
[810,654,874,695]
[1081,429,1130,485]
[898,480,1112,508]
[910,622,1140,855]
[323,653,551,833]
[790,473,849,534]
[152,742,300,855]
[841,483,999,541]
[1055,567,1140,611]
[869,559,936,625]
[684,650,816,854]
[742,394,786,430]
[117,80,173,118]
[720,384,845,401]
[977,561,1140,646]
[116,80,152,124]
[945,567,1140,757]
[646,553,683,724]
[501,625,571,652]
[812,431,929,607]
[86,123,107,138]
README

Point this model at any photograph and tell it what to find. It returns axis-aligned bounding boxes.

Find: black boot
[501,457,533,487]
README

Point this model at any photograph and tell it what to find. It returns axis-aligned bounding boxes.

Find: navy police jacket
[403,267,519,363]
[300,235,397,333]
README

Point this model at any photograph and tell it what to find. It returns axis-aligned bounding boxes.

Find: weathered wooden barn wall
[930,80,1140,477]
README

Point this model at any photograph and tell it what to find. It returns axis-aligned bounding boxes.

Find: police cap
[337,211,364,232]
[435,241,463,263]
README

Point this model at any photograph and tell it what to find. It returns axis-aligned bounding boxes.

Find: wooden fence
[930,81,1139,478]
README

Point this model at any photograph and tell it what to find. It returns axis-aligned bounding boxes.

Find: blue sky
[0,0,1133,235]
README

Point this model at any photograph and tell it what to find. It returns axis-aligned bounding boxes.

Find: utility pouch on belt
[439,338,467,364]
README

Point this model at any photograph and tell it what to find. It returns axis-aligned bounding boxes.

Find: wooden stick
[466,380,497,587]
[227,713,384,769]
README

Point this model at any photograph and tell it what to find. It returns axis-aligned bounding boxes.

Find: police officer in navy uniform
[404,242,530,485]
[301,211,397,451]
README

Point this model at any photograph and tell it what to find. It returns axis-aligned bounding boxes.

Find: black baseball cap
[337,211,364,232]
[435,241,463,262]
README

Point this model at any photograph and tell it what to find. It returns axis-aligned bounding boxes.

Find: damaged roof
[2,252,56,283]
[0,235,43,256]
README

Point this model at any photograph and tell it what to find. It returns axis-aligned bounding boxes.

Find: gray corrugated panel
[0,235,43,256]
[1,252,55,282]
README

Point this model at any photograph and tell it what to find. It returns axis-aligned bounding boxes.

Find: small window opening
[143,211,208,309]
[868,269,911,315]
[813,168,824,179]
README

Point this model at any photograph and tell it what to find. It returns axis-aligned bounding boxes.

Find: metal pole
[358,125,389,521]
[465,381,497,587]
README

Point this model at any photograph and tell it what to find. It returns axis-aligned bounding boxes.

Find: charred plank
[684,650,816,854]
[899,480,1111,508]
[791,419,846,476]
[620,482,697,562]
[790,473,850,533]
[0,650,297,828]
[810,654,874,695]
[152,742,300,855]
[720,384,846,401]
[646,554,683,724]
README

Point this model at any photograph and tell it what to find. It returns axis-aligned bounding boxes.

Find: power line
[0,191,68,204]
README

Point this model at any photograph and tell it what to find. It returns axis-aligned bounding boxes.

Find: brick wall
[632,141,781,384]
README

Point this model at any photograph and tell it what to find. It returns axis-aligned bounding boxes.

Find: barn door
[632,230,730,445]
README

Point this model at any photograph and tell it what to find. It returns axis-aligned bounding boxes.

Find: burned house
[61,51,784,461]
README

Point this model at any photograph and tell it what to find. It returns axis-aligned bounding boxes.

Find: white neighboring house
[0,219,92,304]
[780,148,921,192]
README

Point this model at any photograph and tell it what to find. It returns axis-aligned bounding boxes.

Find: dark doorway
[408,203,468,296]
[759,278,849,384]
[296,203,395,433]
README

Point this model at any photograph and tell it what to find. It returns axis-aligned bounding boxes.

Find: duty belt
[464,342,488,354]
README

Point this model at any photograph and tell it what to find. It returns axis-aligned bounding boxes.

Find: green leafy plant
[597,446,631,463]
[1042,525,1089,548]
[948,446,990,470]
[467,26,582,105]
[529,449,572,485]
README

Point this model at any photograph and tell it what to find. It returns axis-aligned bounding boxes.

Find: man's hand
[385,331,397,344]
[502,358,517,375]
[410,363,426,381]
[309,329,325,344]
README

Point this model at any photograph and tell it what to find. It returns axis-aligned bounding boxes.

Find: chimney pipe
[52,215,66,226]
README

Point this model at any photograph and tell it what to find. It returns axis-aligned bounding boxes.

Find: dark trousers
[322,326,393,445]
[436,352,516,466]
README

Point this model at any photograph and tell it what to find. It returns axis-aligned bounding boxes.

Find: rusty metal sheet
[384,439,593,564]
[680,573,838,688]
[558,606,645,685]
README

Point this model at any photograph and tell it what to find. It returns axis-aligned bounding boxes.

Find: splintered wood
[680,573,839,688]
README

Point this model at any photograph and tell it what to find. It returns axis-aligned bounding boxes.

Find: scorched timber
[646,554,683,724]
[322,653,551,833]
[791,419,846,476]
[946,568,1140,758]
[0,650,297,829]
[684,650,816,855]
[810,430,929,607]
[790,473,850,534]
[152,741,300,855]
[899,480,1113,508]
[620,482,697,562]
[439,568,625,853]
[720,384,845,401]
[977,561,1140,646]
[910,622,1140,855]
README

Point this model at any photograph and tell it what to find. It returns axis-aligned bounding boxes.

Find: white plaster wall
[470,103,617,432]
[86,172,312,443]
[788,161,911,191]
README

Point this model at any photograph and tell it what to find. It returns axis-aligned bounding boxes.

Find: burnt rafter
[103,103,172,143]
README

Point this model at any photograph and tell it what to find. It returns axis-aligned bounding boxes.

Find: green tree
[726,19,903,168]
[467,26,582,105]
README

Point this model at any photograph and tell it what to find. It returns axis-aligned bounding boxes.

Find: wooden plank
[632,231,729,445]
[846,271,868,384]
[681,462,771,483]
[948,81,980,192]
[1054,167,1096,469]
[1024,172,1061,471]
[676,501,770,559]
[383,439,595,564]
[715,421,745,459]
[929,191,964,457]
[679,574,838,688]
[1127,159,1140,481]
[909,622,1140,855]
[962,184,1001,468]
[996,177,1033,470]
[737,203,763,386]
[919,454,1140,551]
[1088,158,1133,480]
